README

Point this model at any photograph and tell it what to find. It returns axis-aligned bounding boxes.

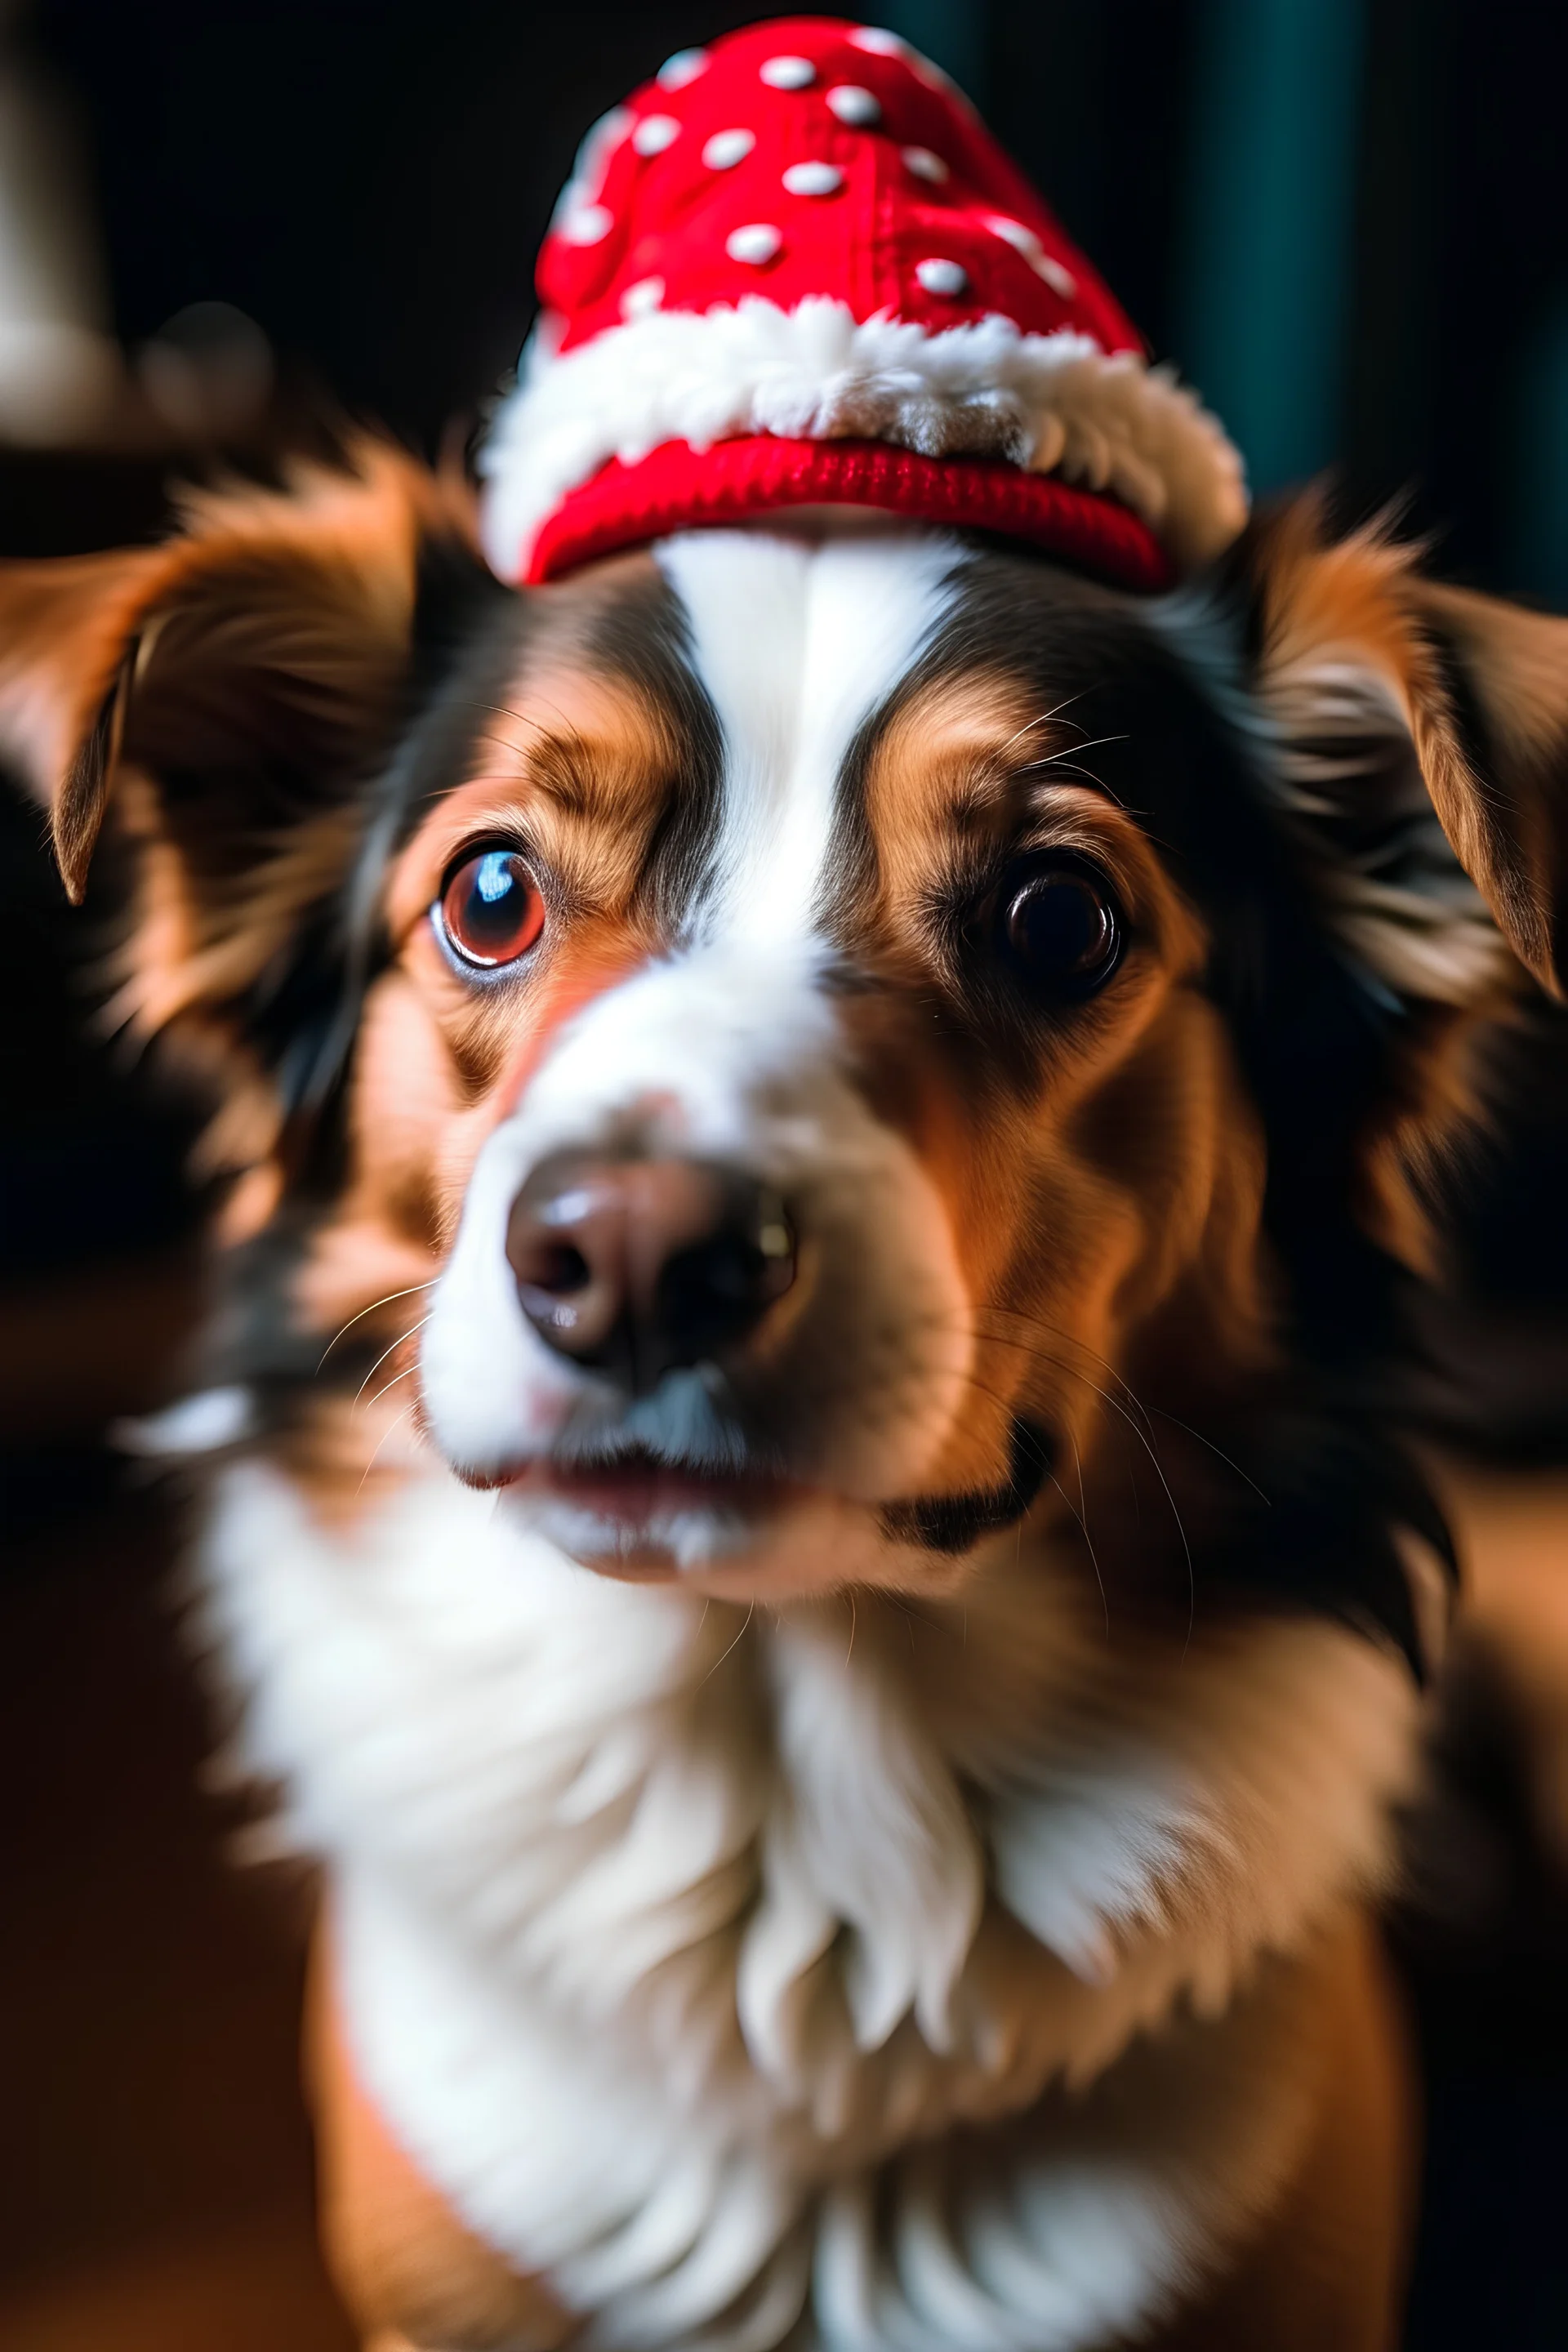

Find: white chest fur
[200,1459,1419,2351]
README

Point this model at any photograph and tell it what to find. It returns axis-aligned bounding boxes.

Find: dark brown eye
[997,860,1123,997]
[437,849,546,969]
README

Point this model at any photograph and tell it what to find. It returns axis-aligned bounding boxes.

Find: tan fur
[1253,495,1568,999]
[832,673,1271,1500]
[0,443,474,1201]
[1239,507,1535,1270]
[1152,1913,1414,2352]
[308,1924,575,2352]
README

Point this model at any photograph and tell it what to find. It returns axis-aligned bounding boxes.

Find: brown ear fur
[0,439,483,1197]
[0,542,167,899]
[1244,498,1539,1272]
[0,437,475,902]
[1250,493,1568,999]
[1407,576,1568,997]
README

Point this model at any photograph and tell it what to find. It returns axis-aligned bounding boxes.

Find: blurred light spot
[115,1385,255,1458]
[0,318,118,443]
[138,301,274,440]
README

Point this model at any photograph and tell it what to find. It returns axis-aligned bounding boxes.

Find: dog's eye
[996,858,1123,997]
[436,849,546,969]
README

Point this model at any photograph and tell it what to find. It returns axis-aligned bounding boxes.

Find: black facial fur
[881,1416,1054,1552]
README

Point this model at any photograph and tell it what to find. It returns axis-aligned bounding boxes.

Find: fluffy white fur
[198,1459,1419,2351]
[479,299,1249,581]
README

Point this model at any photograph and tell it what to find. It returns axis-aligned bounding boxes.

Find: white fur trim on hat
[479,297,1249,581]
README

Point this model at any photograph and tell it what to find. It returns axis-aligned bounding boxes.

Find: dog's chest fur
[201,1451,1417,2350]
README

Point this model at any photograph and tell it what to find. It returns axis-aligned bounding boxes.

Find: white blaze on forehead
[653,528,965,944]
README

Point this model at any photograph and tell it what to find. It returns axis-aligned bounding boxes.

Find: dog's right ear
[0,539,167,902]
[0,441,506,1188]
[0,439,483,907]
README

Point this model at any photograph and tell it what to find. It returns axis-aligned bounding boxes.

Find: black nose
[506,1152,797,1389]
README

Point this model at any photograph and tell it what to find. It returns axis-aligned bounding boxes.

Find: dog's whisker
[355,1403,417,1494]
[992,693,1090,760]
[454,694,591,771]
[969,1310,1156,1437]
[943,1365,1110,1628]
[364,1361,422,1411]
[974,1317,1264,1512]
[354,1317,433,1407]
[1020,760,1123,800]
[950,1342,1195,1633]
[1067,1425,1089,1526]
[1047,1470,1111,1637]
[1147,1408,1271,1504]
[884,1590,947,1638]
[699,1600,755,1689]
[318,1283,436,1369]
[1013,733,1129,772]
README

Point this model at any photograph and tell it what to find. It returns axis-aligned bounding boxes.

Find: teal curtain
[1180,0,1366,494]
[1508,292,1568,608]
[880,0,989,106]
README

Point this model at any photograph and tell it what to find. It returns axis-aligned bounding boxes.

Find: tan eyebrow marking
[384,667,686,937]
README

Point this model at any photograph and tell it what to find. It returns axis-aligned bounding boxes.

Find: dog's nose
[507,1152,797,1388]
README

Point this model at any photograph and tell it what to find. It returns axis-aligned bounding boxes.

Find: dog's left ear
[1239,497,1568,1271]
[1403,574,1568,997]
[1249,495,1568,999]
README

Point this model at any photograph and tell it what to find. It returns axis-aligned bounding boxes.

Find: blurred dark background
[13,0,1568,1361]
[2,4,1566,2347]
[28,0,1568,583]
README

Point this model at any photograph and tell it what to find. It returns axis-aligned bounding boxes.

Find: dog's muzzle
[417,945,976,1519]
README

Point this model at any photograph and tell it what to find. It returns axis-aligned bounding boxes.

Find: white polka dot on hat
[782,161,843,197]
[726,222,783,265]
[702,127,755,170]
[657,47,707,89]
[759,54,814,88]
[632,114,679,157]
[826,84,880,124]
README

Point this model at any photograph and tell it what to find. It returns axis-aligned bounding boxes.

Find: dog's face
[7,448,1567,1610]
[291,514,1565,1610]
[375,526,1263,1594]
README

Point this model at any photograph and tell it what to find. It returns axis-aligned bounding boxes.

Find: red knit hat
[480,16,1247,591]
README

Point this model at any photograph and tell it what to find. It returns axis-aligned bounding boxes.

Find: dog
[5,433,1568,2350]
